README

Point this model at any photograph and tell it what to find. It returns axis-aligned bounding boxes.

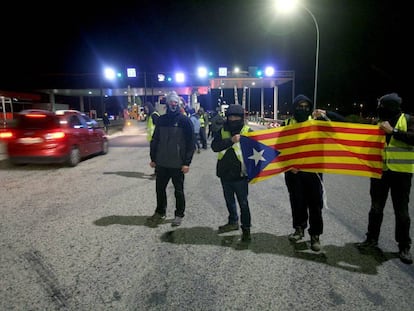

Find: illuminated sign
[218,67,228,77]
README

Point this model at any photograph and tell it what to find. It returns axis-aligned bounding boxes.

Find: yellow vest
[146,111,159,142]
[383,114,414,173]
[286,115,313,125]
[199,114,206,127]
[217,125,250,164]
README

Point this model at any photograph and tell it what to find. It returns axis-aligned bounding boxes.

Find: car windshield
[16,114,60,130]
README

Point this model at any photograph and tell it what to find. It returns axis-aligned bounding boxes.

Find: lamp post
[275,0,320,110]
[303,5,319,110]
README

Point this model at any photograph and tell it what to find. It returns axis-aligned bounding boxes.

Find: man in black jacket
[211,104,253,242]
[146,91,195,227]
[283,94,345,252]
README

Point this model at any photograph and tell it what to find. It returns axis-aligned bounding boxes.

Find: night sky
[0,0,411,114]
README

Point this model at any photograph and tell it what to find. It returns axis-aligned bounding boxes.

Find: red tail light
[26,113,47,118]
[45,132,65,139]
[0,130,13,139]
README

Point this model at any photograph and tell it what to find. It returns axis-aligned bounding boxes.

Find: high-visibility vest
[384,114,414,173]
[217,125,250,176]
[285,115,314,125]
[199,114,206,128]
[146,111,159,142]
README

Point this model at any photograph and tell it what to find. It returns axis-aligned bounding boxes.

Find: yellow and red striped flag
[240,120,385,184]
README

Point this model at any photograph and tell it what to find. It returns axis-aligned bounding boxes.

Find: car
[4,109,108,167]
[80,113,100,128]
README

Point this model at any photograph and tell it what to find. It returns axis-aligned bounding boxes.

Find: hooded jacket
[150,108,194,168]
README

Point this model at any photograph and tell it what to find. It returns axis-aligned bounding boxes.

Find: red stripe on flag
[274,150,383,162]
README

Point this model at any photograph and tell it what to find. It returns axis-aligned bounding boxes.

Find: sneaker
[310,235,321,252]
[288,227,304,242]
[356,237,378,249]
[171,216,183,227]
[197,149,201,154]
[241,229,251,242]
[399,248,413,264]
[218,223,239,233]
[146,212,166,225]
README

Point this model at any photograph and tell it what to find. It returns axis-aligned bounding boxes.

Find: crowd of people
[143,90,413,265]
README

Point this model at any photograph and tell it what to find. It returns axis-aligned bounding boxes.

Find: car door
[68,114,91,156]
[80,114,102,154]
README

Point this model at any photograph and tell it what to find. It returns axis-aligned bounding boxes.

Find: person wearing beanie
[357,92,414,264]
[147,91,195,228]
[282,94,345,252]
[211,104,253,243]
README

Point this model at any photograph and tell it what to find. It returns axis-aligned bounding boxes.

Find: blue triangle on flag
[240,136,280,182]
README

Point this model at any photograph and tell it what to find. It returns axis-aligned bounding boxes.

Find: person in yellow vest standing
[198,107,208,149]
[144,102,160,142]
[144,102,160,176]
[211,104,253,243]
[357,93,414,264]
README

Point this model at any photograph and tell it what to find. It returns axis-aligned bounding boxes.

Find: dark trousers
[194,133,200,150]
[199,127,207,149]
[155,166,186,217]
[220,177,251,230]
[367,170,412,249]
[284,171,324,235]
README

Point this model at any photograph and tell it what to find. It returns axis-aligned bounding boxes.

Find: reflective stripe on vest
[217,125,250,168]
[384,114,414,173]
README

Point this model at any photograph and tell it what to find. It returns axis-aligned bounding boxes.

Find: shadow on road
[92,217,399,275]
[103,171,155,180]
[159,226,399,275]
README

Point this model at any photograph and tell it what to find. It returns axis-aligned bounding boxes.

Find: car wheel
[101,140,109,155]
[67,147,81,167]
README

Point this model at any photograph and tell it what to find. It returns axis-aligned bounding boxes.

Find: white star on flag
[248,148,266,166]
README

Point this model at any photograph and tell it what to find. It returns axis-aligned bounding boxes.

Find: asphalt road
[1,120,413,311]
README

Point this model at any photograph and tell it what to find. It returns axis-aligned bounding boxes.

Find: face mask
[228,119,244,134]
[377,106,399,121]
[293,109,311,122]
[168,102,179,113]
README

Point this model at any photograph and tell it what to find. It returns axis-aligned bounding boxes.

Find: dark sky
[0,0,411,114]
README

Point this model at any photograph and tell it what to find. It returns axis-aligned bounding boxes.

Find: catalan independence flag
[240,120,386,184]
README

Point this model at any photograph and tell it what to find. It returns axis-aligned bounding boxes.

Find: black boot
[241,228,251,242]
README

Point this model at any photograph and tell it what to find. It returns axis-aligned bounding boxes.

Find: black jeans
[155,166,186,217]
[367,170,412,249]
[284,171,324,236]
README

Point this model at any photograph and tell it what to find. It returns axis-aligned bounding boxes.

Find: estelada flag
[240,120,385,184]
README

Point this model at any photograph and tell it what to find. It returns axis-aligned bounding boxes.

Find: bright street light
[275,0,319,110]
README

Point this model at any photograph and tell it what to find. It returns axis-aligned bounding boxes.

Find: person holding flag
[357,93,414,264]
[211,104,253,243]
[283,94,345,251]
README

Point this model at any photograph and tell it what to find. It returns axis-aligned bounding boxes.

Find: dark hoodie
[377,93,402,125]
[292,95,313,122]
[289,94,345,123]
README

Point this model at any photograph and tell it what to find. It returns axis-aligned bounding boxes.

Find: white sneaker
[171,216,183,227]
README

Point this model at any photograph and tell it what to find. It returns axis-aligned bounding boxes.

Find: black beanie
[378,93,402,110]
[226,104,245,118]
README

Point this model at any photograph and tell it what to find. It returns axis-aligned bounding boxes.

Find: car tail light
[0,130,13,139]
[45,132,65,140]
[26,113,47,118]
